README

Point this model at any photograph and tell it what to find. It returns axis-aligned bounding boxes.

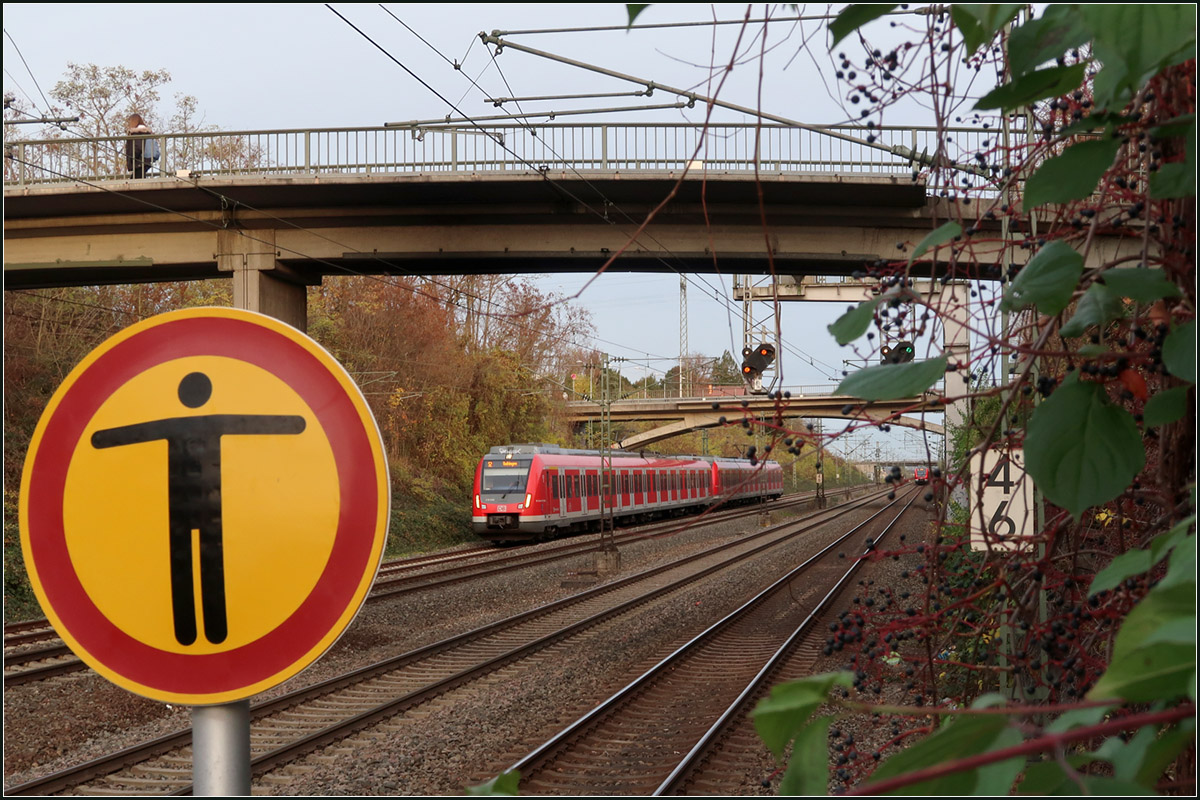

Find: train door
[569,471,583,516]
[548,469,564,523]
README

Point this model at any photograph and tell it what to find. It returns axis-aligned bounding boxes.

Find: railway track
[4,488,855,687]
[5,488,888,795]
[507,488,920,795]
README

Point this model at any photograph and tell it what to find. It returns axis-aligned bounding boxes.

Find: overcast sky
[4,3,958,460]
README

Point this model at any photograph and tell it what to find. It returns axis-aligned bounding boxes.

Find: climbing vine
[756,4,1195,794]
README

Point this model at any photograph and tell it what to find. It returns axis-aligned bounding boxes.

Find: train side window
[551,475,559,499]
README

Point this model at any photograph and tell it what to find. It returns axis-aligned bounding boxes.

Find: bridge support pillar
[218,229,308,331]
[936,281,972,436]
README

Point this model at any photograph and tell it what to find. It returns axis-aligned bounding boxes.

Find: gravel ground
[3,493,913,795]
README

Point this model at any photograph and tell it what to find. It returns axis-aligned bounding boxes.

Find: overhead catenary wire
[373,6,839,378]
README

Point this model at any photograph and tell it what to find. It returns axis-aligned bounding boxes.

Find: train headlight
[475,494,481,509]
[525,493,532,508]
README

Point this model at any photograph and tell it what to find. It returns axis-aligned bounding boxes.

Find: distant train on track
[913,466,929,485]
[472,444,784,542]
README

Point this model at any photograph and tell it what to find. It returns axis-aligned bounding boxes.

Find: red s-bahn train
[472,443,784,542]
[913,466,929,485]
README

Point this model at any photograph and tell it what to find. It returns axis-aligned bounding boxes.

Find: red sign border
[20,308,389,704]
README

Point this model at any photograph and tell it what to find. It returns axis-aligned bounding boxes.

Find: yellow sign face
[20,308,390,704]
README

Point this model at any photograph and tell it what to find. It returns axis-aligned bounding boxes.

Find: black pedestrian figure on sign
[91,372,306,646]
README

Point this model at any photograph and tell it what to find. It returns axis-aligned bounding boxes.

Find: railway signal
[880,341,915,365]
[741,342,776,384]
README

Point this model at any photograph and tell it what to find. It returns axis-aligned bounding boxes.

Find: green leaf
[1055,111,1130,138]
[974,64,1086,111]
[1059,282,1124,338]
[829,4,898,48]
[1091,640,1194,703]
[866,714,1021,795]
[1156,530,1195,591]
[1001,241,1084,316]
[752,672,852,758]
[1142,617,1197,647]
[1144,386,1190,428]
[835,355,948,401]
[1100,268,1181,303]
[1079,776,1156,795]
[1151,114,1196,139]
[1135,719,1195,787]
[1007,4,1093,76]
[1077,344,1108,358]
[1151,126,1196,199]
[1095,724,1157,782]
[908,221,962,266]
[1025,375,1145,519]
[626,4,651,27]
[1162,320,1196,383]
[779,717,833,795]
[1152,162,1197,199]
[1089,547,1153,596]
[952,5,1024,56]
[1045,705,1113,733]
[1082,6,1197,110]
[1150,516,1196,564]
[466,771,520,796]
[1023,137,1124,211]
[828,296,884,346]
[1016,757,1116,795]
[1090,563,1196,703]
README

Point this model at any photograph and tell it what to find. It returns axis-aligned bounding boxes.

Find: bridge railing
[4,123,997,187]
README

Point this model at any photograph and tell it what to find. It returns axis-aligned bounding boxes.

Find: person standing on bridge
[125,113,153,178]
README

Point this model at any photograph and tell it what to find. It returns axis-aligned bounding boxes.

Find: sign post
[20,308,390,793]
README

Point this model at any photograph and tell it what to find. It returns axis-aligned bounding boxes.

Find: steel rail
[5,489,885,796]
[504,489,911,787]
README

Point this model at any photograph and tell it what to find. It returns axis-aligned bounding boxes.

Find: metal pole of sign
[193,701,251,795]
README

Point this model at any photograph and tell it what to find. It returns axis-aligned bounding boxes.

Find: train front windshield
[480,459,532,499]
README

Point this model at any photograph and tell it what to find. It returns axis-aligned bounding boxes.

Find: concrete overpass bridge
[5,122,1135,314]
[4,121,1137,446]
[565,387,944,449]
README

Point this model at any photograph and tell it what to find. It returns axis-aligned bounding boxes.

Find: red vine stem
[844,704,1194,795]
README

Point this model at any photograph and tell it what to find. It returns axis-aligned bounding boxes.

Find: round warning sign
[19,307,390,705]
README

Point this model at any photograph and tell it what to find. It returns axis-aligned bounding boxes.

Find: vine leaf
[625,4,651,26]
[1088,535,1195,703]
[1082,6,1197,111]
[1144,386,1190,428]
[829,5,898,48]
[752,672,852,758]
[1130,720,1196,786]
[1088,515,1191,596]
[951,5,1024,56]
[466,771,520,796]
[828,296,884,345]
[1059,282,1124,338]
[1007,4,1092,76]
[1024,375,1145,519]
[1100,267,1181,302]
[1023,137,1123,211]
[865,712,1024,794]
[1000,241,1084,316]
[779,717,834,795]
[1150,123,1196,199]
[908,221,962,267]
[974,64,1086,112]
[835,356,948,401]
[1162,320,1196,383]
